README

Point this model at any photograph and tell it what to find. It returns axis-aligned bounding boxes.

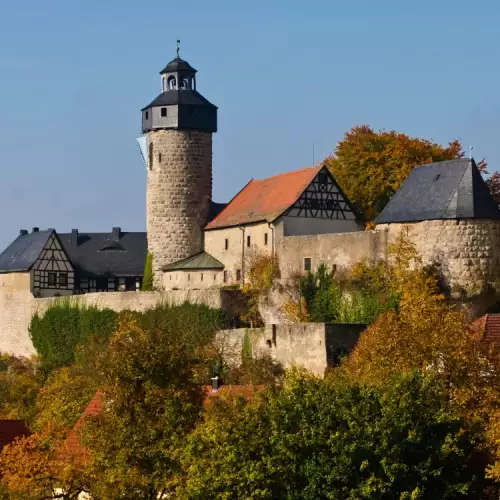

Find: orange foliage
[326,125,464,220]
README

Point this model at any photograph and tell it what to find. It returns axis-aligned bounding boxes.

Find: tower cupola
[141,42,217,134]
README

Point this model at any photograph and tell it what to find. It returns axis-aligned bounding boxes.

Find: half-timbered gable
[286,167,357,221]
[31,232,74,296]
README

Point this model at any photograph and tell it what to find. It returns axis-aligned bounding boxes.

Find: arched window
[168,76,177,90]
[180,78,190,90]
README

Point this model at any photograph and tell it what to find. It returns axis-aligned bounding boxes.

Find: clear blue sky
[1,0,499,249]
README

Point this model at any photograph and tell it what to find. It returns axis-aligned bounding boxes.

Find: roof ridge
[413,157,469,169]
[253,164,322,183]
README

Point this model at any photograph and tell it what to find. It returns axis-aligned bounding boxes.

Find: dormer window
[168,76,177,90]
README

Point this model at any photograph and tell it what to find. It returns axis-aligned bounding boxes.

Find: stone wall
[0,289,247,357]
[277,230,388,279]
[377,220,500,295]
[216,323,366,377]
[147,129,213,288]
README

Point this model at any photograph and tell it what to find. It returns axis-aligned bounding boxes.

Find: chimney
[19,229,28,236]
[112,227,121,241]
[210,375,221,392]
[71,229,79,247]
[32,227,39,233]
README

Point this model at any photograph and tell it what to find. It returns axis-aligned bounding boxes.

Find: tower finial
[469,145,474,159]
[176,39,180,58]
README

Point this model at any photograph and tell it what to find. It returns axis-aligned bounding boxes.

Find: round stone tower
[141,46,217,288]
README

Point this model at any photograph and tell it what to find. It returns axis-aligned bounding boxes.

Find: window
[201,273,203,282]
[161,107,167,117]
[48,272,57,286]
[158,153,162,162]
[223,271,228,283]
[224,238,229,250]
[188,274,190,281]
[264,233,268,246]
[247,235,251,247]
[236,269,241,281]
[59,273,68,287]
[214,274,217,280]
[168,76,176,90]
[145,111,149,120]
[304,257,312,272]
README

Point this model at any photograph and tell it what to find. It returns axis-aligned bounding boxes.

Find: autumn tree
[0,426,90,499]
[325,125,464,220]
[82,306,223,499]
[180,369,486,499]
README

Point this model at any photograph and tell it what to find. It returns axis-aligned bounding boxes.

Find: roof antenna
[469,145,474,159]
[176,39,181,58]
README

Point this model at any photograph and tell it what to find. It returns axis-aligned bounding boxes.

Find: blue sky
[1,0,499,248]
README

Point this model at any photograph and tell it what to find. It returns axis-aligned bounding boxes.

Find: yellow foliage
[282,297,311,323]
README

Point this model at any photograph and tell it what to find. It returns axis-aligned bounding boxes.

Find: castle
[1,49,500,357]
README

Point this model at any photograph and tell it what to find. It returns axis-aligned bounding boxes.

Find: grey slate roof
[162,252,224,271]
[0,230,53,273]
[375,158,500,224]
[160,56,197,74]
[58,230,147,278]
[141,90,217,111]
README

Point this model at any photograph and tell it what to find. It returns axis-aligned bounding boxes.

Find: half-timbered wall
[32,234,74,298]
[77,277,142,294]
[283,168,361,235]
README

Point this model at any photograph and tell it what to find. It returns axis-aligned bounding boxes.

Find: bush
[141,251,154,291]
[29,301,117,375]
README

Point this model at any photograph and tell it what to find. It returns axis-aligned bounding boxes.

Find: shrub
[29,301,117,375]
[141,251,154,291]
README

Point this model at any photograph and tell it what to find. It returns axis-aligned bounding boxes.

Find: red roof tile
[475,314,500,347]
[205,165,322,229]
[65,391,103,461]
[0,420,30,451]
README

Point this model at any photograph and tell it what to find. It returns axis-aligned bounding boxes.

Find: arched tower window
[180,77,191,90]
[168,76,177,90]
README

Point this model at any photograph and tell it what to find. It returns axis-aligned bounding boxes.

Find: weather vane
[176,39,180,58]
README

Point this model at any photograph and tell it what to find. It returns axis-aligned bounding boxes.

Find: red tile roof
[205,165,322,229]
[65,391,103,462]
[0,420,30,451]
[475,314,500,347]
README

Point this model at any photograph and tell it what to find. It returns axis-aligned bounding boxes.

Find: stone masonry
[377,220,500,295]
[147,129,213,289]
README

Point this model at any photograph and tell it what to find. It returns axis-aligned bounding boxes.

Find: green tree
[82,305,224,499]
[326,126,464,220]
[181,369,486,499]
[141,251,154,291]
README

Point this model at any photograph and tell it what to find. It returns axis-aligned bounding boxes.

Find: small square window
[247,235,251,247]
[59,273,68,287]
[304,257,312,272]
[264,233,268,246]
[224,238,229,250]
[161,107,167,117]
[236,269,241,281]
[48,272,57,286]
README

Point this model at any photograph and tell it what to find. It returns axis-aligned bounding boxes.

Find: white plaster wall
[282,216,361,236]
[163,269,223,290]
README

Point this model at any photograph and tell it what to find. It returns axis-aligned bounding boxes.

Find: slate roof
[0,420,30,451]
[0,230,53,273]
[58,229,147,278]
[163,251,224,271]
[160,56,197,74]
[375,158,500,224]
[205,165,323,229]
[142,90,217,111]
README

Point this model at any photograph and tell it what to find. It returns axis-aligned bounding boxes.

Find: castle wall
[163,269,224,290]
[0,289,247,358]
[377,220,500,295]
[216,323,365,377]
[277,230,387,278]
[147,129,212,289]
[204,221,274,283]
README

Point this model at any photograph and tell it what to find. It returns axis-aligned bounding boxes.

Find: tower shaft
[146,129,212,288]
